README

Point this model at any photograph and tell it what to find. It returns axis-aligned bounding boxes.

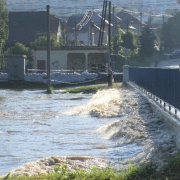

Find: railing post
[122,65,129,83]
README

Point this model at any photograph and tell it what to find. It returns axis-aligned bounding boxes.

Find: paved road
[157,59,180,68]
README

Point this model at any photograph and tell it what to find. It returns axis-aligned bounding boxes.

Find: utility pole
[98,0,108,46]
[162,15,165,24]
[46,5,51,93]
[74,21,77,46]
[112,5,116,36]
[139,12,142,33]
[126,19,129,33]
[108,1,112,87]
[89,19,93,46]
[148,15,152,28]
[98,0,105,46]
[101,1,108,45]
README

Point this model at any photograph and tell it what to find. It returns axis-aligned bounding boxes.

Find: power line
[77,11,89,26]
[79,11,93,27]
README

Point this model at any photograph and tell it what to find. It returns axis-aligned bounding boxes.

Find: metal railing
[129,67,180,113]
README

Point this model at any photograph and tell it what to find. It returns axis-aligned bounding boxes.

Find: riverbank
[0,80,97,89]
[0,71,98,89]
[0,86,178,179]
[1,156,108,178]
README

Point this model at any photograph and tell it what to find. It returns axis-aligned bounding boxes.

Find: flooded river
[0,88,177,175]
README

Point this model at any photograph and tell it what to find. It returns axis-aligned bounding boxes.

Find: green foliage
[0,0,8,51]
[112,27,123,54]
[121,162,158,180]
[67,39,82,46]
[46,86,54,94]
[112,26,138,58]
[158,11,180,51]
[0,0,8,67]
[64,84,122,94]
[121,31,137,51]
[30,35,65,48]
[5,42,33,61]
[159,152,180,179]
[138,25,156,58]
[1,154,180,180]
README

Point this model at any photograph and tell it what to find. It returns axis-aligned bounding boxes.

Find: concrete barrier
[122,65,129,83]
[127,81,180,150]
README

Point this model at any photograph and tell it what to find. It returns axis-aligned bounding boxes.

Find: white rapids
[65,87,177,168]
[63,87,177,170]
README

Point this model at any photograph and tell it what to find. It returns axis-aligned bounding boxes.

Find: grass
[63,83,122,94]
[46,86,54,94]
[1,153,180,180]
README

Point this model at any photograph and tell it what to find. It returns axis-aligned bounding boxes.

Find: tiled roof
[116,10,145,25]
[116,10,146,30]
[67,11,110,31]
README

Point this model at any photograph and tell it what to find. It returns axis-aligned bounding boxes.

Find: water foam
[97,89,177,168]
[64,88,122,117]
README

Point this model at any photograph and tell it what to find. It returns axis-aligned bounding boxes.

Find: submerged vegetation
[1,153,180,180]
[46,86,54,94]
[63,83,122,94]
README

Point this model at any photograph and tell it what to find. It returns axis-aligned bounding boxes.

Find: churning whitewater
[65,87,177,168]
[64,88,122,117]
[1,87,177,177]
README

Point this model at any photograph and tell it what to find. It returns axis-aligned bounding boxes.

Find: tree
[5,42,33,61]
[112,27,123,54]
[138,25,156,58]
[121,31,137,51]
[158,11,180,51]
[30,35,65,48]
[0,0,8,66]
[0,0,8,50]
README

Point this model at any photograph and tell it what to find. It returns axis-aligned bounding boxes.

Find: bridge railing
[127,67,180,113]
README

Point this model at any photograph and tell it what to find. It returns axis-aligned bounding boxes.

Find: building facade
[34,46,109,71]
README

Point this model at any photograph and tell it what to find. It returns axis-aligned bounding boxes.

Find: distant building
[34,46,109,71]
[5,11,61,47]
[6,0,180,15]
[66,12,112,46]
[116,10,146,35]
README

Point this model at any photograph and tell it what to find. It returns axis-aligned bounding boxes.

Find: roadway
[157,59,180,68]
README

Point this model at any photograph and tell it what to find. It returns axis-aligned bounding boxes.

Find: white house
[33,46,109,72]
